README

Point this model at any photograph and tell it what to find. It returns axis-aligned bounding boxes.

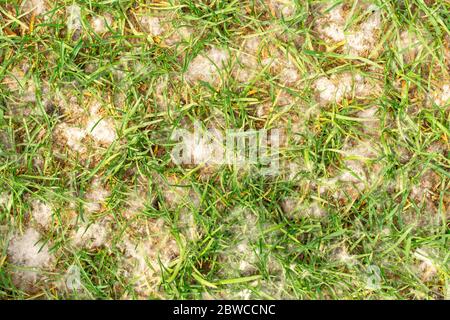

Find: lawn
[0,0,448,299]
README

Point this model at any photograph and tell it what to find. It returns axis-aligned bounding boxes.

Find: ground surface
[0,0,449,299]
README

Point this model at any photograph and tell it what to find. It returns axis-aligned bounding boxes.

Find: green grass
[0,0,449,300]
